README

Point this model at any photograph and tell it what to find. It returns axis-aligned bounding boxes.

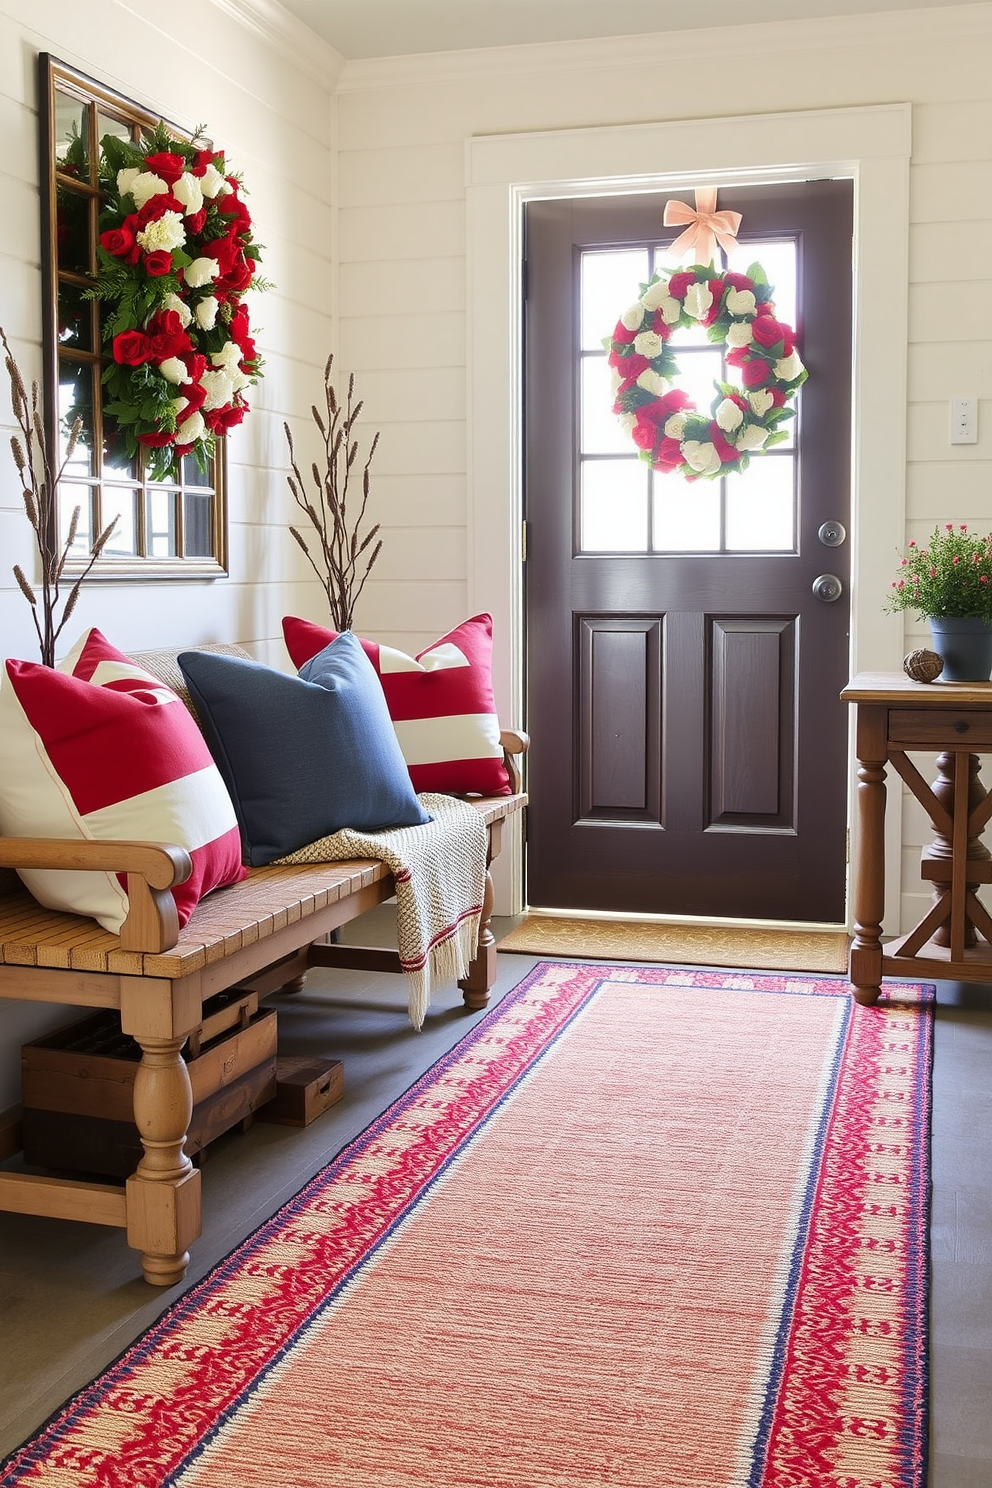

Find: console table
[842,671,992,1003]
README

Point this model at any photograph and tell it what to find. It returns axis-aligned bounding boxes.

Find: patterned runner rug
[2,964,931,1488]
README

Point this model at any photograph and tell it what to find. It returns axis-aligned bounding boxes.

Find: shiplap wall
[334,3,992,933]
[0,0,340,1101]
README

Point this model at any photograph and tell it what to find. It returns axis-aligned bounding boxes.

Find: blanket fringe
[405,912,481,1032]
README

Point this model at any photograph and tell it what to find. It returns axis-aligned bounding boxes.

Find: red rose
[238,339,257,371]
[137,194,182,226]
[183,352,207,384]
[609,353,649,382]
[113,330,151,366]
[192,148,217,176]
[611,321,636,346]
[144,152,185,186]
[647,310,672,338]
[751,317,794,355]
[218,193,252,233]
[177,381,207,418]
[100,224,137,258]
[217,258,253,294]
[631,418,660,452]
[741,356,772,389]
[205,403,246,433]
[702,278,724,325]
[652,437,686,472]
[667,271,695,299]
[147,309,192,360]
[229,303,251,346]
[144,250,173,277]
[206,234,240,274]
[709,423,739,464]
[724,272,755,292]
[137,431,175,447]
[185,207,208,235]
[768,388,787,408]
[660,388,694,415]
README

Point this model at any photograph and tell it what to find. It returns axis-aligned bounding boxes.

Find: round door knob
[818,520,847,547]
[812,573,843,603]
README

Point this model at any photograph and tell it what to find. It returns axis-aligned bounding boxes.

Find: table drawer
[888,709,992,748]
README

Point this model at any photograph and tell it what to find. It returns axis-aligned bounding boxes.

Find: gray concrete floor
[0,922,988,1486]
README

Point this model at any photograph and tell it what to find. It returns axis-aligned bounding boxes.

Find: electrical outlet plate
[950,397,978,445]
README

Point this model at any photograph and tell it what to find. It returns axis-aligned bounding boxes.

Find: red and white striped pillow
[282,613,512,797]
[0,628,245,933]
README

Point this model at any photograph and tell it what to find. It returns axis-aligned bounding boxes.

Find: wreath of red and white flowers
[604,261,806,480]
[90,122,267,480]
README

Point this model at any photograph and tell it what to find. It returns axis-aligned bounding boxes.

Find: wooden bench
[0,734,527,1287]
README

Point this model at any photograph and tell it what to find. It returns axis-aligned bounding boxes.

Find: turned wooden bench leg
[125,1033,201,1286]
[459,819,504,1011]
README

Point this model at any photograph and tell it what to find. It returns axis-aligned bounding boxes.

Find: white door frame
[466,104,911,927]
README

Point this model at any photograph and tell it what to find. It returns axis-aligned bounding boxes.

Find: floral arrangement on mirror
[86,122,268,480]
[284,355,382,632]
[2,326,117,667]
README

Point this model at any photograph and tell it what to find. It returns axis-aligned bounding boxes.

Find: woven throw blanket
[273,793,487,1030]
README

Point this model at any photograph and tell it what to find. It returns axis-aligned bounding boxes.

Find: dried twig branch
[2,325,117,666]
[284,354,382,632]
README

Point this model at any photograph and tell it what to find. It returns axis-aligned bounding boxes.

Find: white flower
[726,288,757,317]
[633,330,664,359]
[636,369,669,396]
[178,411,206,443]
[136,211,186,254]
[163,292,193,328]
[683,282,713,321]
[230,370,253,392]
[116,167,141,198]
[610,366,623,395]
[727,321,753,348]
[172,396,188,418]
[620,303,645,332]
[749,389,774,417]
[664,413,687,439]
[736,424,769,451]
[199,368,236,410]
[128,171,170,211]
[620,413,637,434]
[183,257,216,289]
[774,350,805,383]
[682,440,722,476]
[199,163,230,199]
[715,398,744,433]
[210,341,244,370]
[641,281,680,325]
[195,296,220,331]
[158,357,188,384]
[172,172,204,216]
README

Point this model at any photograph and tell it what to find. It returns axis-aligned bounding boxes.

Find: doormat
[497,913,851,973]
[2,963,931,1488]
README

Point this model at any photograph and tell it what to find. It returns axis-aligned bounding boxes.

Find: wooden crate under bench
[22,990,277,1179]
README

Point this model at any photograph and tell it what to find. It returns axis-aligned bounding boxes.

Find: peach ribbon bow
[663,187,742,265]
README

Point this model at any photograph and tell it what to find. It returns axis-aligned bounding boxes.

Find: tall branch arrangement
[284,354,382,632]
[3,327,117,667]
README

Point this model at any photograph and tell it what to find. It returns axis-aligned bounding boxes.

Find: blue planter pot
[929,616,992,682]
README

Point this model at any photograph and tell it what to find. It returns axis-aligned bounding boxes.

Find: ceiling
[276,0,970,60]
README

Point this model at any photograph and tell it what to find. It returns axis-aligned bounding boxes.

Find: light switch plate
[950,397,978,444]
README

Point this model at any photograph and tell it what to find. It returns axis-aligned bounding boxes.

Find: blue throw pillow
[178,633,431,866]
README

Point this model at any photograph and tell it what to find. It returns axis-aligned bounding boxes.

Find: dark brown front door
[523,181,853,921]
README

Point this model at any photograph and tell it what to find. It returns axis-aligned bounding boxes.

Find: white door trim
[466,103,911,927]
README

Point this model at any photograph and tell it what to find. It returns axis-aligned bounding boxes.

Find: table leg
[849,755,887,1005]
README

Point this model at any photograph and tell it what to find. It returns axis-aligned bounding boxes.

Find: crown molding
[206,0,346,87]
[336,2,992,92]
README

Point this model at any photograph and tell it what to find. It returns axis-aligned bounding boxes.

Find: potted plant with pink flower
[886,523,992,681]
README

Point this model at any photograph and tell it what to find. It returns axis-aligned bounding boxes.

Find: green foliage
[885,525,992,621]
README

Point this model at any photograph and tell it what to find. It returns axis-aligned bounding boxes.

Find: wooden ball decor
[903,648,943,683]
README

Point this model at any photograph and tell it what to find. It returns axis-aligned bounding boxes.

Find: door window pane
[581,356,634,455]
[102,490,139,556]
[581,249,649,351]
[725,455,796,551]
[580,460,648,551]
[653,477,721,552]
[148,489,178,557]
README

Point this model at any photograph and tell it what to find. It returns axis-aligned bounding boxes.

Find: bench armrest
[499,729,530,794]
[0,838,192,954]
